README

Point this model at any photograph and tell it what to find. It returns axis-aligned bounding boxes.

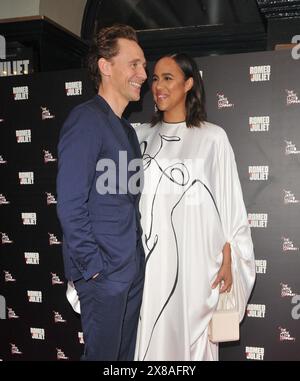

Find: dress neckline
[161,121,187,127]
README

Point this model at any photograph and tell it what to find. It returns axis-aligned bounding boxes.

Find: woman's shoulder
[132,123,154,140]
[199,121,229,142]
[200,121,226,135]
[131,122,152,131]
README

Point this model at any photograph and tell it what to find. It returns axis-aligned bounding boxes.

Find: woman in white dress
[134,53,256,361]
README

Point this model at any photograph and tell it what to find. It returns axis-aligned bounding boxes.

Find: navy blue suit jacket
[56,95,143,282]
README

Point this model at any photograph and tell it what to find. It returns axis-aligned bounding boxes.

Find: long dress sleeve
[215,129,256,322]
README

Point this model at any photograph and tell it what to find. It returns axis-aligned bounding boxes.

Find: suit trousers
[74,243,145,361]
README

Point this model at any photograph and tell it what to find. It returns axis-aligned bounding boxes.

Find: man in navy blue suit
[56,24,147,361]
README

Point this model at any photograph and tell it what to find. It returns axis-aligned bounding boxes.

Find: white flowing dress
[134,121,256,361]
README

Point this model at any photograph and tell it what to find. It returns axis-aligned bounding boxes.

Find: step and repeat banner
[0,50,299,361]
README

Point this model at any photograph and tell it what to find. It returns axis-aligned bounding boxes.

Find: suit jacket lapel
[92,95,140,203]
[121,117,142,159]
[107,112,135,161]
[92,95,135,160]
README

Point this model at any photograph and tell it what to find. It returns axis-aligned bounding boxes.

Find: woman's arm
[211,242,233,293]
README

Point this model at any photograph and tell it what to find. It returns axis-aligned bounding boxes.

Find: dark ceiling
[85,0,263,31]
[82,0,265,36]
[81,0,300,59]
[82,0,300,33]
[257,0,300,18]
[1,0,299,73]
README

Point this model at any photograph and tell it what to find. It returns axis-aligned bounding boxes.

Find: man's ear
[185,77,194,92]
[98,57,111,77]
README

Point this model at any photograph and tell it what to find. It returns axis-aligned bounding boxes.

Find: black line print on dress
[144,161,189,259]
[139,134,221,360]
[141,134,183,261]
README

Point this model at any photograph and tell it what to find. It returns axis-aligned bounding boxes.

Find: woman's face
[152,57,192,118]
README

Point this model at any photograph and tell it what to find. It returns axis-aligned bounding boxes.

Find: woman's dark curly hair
[87,24,138,91]
[151,53,207,128]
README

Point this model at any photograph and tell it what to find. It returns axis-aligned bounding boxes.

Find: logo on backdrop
[255,260,267,274]
[249,65,271,82]
[8,308,19,319]
[43,150,57,163]
[286,89,300,105]
[281,283,296,298]
[51,273,64,285]
[0,155,7,164]
[10,344,22,355]
[1,232,13,244]
[16,130,31,143]
[78,332,84,344]
[249,116,270,132]
[245,347,264,360]
[4,271,16,282]
[56,348,69,360]
[0,35,30,75]
[282,237,299,252]
[21,213,37,225]
[217,93,234,109]
[248,213,268,228]
[284,139,300,155]
[25,252,40,265]
[27,291,42,303]
[54,311,66,323]
[248,166,269,181]
[30,328,45,340]
[283,189,299,204]
[0,194,10,205]
[48,233,62,246]
[246,304,266,318]
[279,327,296,342]
[46,192,57,205]
[19,172,34,185]
[65,81,82,96]
[1,60,30,77]
[13,86,29,100]
[41,107,55,120]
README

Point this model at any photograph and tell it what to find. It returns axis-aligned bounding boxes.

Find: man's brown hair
[87,24,138,90]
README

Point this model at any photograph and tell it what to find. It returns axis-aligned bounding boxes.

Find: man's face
[109,38,147,104]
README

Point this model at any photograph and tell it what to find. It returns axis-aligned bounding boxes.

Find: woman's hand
[211,242,232,293]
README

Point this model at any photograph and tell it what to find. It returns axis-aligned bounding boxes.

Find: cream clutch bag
[208,286,240,343]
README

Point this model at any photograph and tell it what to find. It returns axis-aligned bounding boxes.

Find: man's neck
[98,88,127,118]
